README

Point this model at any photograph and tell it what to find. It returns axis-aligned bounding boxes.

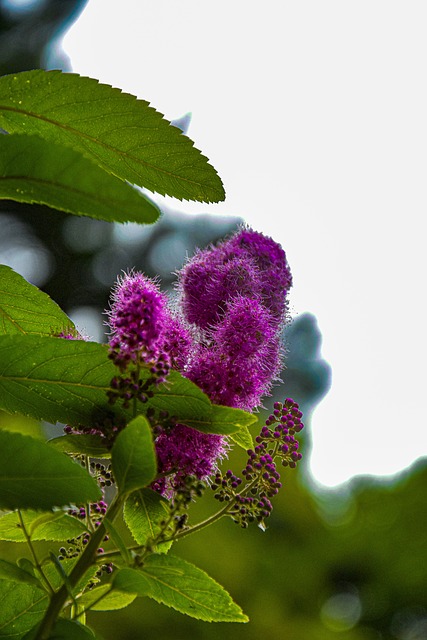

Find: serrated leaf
[113,555,248,622]
[0,265,74,337]
[112,416,157,495]
[49,434,111,458]
[0,580,48,639]
[0,509,87,542]
[0,133,160,224]
[124,488,169,547]
[0,431,101,510]
[77,584,136,612]
[0,335,256,436]
[0,70,225,203]
[0,559,44,589]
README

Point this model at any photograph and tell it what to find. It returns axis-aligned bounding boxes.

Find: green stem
[35,496,123,640]
[17,510,54,596]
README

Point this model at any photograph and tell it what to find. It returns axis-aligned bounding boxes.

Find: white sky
[62,0,427,488]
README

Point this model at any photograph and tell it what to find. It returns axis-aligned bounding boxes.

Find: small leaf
[0,430,101,510]
[0,70,225,203]
[124,488,169,546]
[0,133,160,224]
[0,559,44,589]
[112,416,157,495]
[0,509,87,542]
[113,555,248,622]
[0,580,48,638]
[229,424,253,450]
[77,584,136,612]
[49,434,111,458]
[0,265,74,337]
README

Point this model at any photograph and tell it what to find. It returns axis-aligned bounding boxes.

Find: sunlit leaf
[113,555,248,622]
[124,488,169,547]
[0,265,74,337]
[77,584,136,612]
[0,70,225,203]
[0,559,43,589]
[0,580,47,639]
[0,509,87,542]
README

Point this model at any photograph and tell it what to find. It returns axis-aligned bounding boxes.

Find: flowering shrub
[0,70,303,639]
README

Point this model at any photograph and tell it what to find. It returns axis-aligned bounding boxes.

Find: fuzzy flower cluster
[105,227,293,495]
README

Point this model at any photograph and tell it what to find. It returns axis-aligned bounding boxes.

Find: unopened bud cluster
[211,399,303,528]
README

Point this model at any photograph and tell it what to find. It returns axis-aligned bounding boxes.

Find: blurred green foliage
[0,3,425,639]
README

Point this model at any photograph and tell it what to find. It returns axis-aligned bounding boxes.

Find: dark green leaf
[113,555,248,622]
[77,584,136,612]
[0,133,160,224]
[124,488,169,547]
[0,559,43,589]
[0,509,87,542]
[49,434,111,458]
[0,335,256,435]
[0,580,48,639]
[112,416,157,495]
[0,70,225,203]
[0,265,74,337]
[24,618,96,640]
[0,430,101,510]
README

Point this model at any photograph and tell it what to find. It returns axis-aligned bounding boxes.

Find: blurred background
[0,1,426,639]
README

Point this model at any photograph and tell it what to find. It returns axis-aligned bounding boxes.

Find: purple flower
[152,423,228,497]
[106,271,168,363]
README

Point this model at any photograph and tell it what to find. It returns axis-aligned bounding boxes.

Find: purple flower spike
[106,271,168,361]
[153,424,228,497]
[224,227,293,322]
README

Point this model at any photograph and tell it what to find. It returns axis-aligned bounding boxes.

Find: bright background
[60,0,427,487]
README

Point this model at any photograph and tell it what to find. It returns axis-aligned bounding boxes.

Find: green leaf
[124,488,169,546]
[0,509,87,542]
[112,416,157,495]
[77,584,136,612]
[103,516,132,565]
[0,70,225,203]
[113,555,248,622]
[0,580,48,639]
[0,559,43,589]
[0,133,160,224]
[0,265,74,337]
[48,434,111,458]
[24,618,96,640]
[229,424,253,450]
[0,335,256,436]
[0,430,101,510]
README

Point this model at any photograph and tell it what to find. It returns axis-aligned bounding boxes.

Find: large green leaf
[0,265,74,337]
[0,509,87,542]
[0,430,101,510]
[113,555,248,622]
[0,335,256,435]
[0,580,48,639]
[112,416,157,495]
[0,133,160,223]
[0,70,225,203]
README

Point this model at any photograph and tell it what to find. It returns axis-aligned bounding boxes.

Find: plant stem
[17,510,54,596]
[35,496,122,640]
